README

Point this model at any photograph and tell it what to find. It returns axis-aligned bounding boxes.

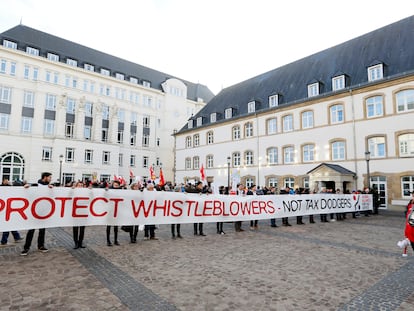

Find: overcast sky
[0,0,413,94]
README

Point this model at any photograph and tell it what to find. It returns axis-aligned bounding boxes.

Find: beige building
[0,25,213,185]
[174,16,414,208]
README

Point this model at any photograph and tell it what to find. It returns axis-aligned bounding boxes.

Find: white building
[175,16,414,208]
[0,24,214,185]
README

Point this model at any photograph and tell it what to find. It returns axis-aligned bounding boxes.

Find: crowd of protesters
[0,174,382,256]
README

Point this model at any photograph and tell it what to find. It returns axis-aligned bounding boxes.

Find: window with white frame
[45,94,56,110]
[206,155,214,168]
[301,111,314,129]
[143,156,149,168]
[303,177,310,189]
[3,40,17,49]
[330,104,344,123]
[115,73,124,80]
[367,64,383,82]
[302,144,315,162]
[207,131,214,144]
[118,153,123,167]
[23,91,34,107]
[368,136,386,158]
[130,155,136,167]
[245,177,255,189]
[102,151,110,165]
[65,122,74,138]
[247,101,255,113]
[85,102,92,117]
[117,130,124,144]
[47,53,59,62]
[398,134,414,157]
[396,89,414,113]
[130,134,136,146]
[197,117,203,126]
[284,177,295,189]
[130,77,138,84]
[100,68,110,76]
[84,126,91,140]
[101,128,108,142]
[66,58,77,67]
[130,112,138,125]
[402,176,414,197]
[366,95,384,117]
[33,68,38,81]
[66,98,76,114]
[26,46,39,56]
[45,70,51,81]
[0,113,9,130]
[267,177,278,188]
[307,83,319,97]
[269,94,279,108]
[283,146,294,164]
[193,134,200,147]
[0,59,6,73]
[188,119,193,129]
[267,118,277,134]
[245,122,253,137]
[225,108,233,119]
[186,136,192,148]
[282,114,293,132]
[43,119,55,136]
[66,148,74,163]
[210,113,217,123]
[185,157,192,170]
[0,86,11,104]
[331,141,346,160]
[42,147,52,161]
[142,135,150,147]
[233,152,241,167]
[332,75,345,91]
[245,150,254,166]
[142,81,151,88]
[10,62,16,76]
[232,125,241,140]
[102,105,109,120]
[267,147,278,164]
[193,156,200,169]
[143,116,150,128]
[24,65,30,79]
[21,117,32,133]
[84,150,93,164]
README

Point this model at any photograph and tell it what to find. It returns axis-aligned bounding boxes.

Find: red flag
[149,165,156,180]
[113,175,119,182]
[159,168,165,186]
[200,164,205,181]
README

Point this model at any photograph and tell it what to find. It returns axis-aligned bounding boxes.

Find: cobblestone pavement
[1,211,414,311]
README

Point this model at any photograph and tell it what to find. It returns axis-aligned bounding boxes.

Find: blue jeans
[1,231,21,244]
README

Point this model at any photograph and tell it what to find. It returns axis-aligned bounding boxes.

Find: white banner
[0,187,372,231]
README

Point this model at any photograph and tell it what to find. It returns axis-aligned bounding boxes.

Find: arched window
[244,122,253,137]
[0,152,25,182]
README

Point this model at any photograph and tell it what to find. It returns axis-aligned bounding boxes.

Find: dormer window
[26,47,39,56]
[269,94,279,108]
[307,82,319,97]
[130,77,138,84]
[143,81,151,87]
[66,58,78,67]
[47,53,59,62]
[84,64,94,71]
[100,68,110,76]
[210,113,217,123]
[115,73,124,80]
[225,108,233,119]
[196,117,203,126]
[247,101,256,113]
[188,119,193,129]
[368,64,383,82]
[3,40,17,49]
[332,75,345,91]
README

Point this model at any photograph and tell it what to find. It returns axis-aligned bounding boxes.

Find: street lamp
[59,154,64,186]
[227,156,231,190]
[364,151,371,189]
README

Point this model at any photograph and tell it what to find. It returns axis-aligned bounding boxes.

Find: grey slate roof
[0,25,214,103]
[179,15,414,132]
[307,163,355,175]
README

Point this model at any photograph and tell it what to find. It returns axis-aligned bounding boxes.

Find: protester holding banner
[186,181,206,236]
[20,172,53,256]
[72,181,86,249]
[126,181,141,243]
[235,183,246,232]
[280,188,292,227]
[144,183,159,240]
[106,180,121,246]
[171,184,183,239]
[248,185,259,230]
